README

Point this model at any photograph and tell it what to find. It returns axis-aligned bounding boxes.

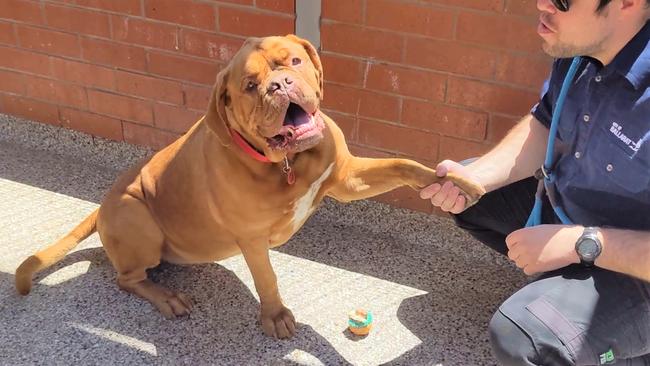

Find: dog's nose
[268,76,294,94]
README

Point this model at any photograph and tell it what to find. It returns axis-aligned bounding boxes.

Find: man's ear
[285,34,323,99]
[205,67,232,145]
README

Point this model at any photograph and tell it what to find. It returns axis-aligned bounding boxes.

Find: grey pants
[454,177,650,365]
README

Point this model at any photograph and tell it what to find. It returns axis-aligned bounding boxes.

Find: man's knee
[489,310,538,366]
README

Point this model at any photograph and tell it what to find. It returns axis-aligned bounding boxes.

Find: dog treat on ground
[348,309,373,336]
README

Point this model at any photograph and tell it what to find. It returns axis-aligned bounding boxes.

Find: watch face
[578,238,599,260]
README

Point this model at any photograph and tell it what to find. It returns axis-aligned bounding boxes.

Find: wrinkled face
[221,36,325,159]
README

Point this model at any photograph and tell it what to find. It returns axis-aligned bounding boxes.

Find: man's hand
[506,225,582,275]
[419,160,484,214]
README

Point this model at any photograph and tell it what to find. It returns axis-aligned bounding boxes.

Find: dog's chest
[290,163,334,230]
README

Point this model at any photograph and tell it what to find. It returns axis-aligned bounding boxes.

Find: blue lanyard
[525,56,583,227]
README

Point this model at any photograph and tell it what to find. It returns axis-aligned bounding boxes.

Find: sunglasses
[551,0,570,11]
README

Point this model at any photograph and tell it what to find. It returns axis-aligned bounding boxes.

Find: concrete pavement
[0,114,528,365]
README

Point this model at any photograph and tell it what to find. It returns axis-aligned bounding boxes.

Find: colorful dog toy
[348,309,373,336]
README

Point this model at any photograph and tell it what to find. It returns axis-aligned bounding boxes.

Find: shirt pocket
[585,124,650,196]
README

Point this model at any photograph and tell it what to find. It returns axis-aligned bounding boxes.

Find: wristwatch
[575,227,602,266]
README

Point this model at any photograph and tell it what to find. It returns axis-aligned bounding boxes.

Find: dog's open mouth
[267,102,325,152]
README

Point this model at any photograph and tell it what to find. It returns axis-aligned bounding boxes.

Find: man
[420,0,650,365]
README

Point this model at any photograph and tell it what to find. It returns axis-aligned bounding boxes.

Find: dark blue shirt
[532,21,650,230]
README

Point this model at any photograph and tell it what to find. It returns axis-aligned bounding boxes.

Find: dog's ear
[285,34,323,99]
[205,66,232,145]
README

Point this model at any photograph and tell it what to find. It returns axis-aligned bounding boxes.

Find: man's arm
[598,228,650,282]
[467,113,549,192]
[506,225,650,282]
[421,113,551,212]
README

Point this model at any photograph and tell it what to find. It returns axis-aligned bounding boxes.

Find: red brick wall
[0,0,294,149]
[320,0,552,211]
[0,0,551,212]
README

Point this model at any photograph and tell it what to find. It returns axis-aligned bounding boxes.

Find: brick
[181,29,243,61]
[116,70,184,104]
[424,0,504,12]
[123,121,180,149]
[70,0,142,15]
[0,0,44,25]
[447,77,539,116]
[322,109,357,142]
[358,90,400,122]
[16,25,81,58]
[256,0,294,14]
[145,0,216,30]
[0,45,51,75]
[439,136,491,162]
[219,6,293,37]
[153,103,203,133]
[25,76,88,108]
[0,93,60,125]
[496,53,551,89]
[322,83,400,121]
[183,84,212,110]
[321,22,404,63]
[88,90,154,124]
[216,0,253,5]
[405,37,498,79]
[321,53,364,87]
[487,114,519,142]
[112,16,180,51]
[50,57,115,90]
[0,22,16,45]
[358,119,439,161]
[59,107,124,141]
[81,37,146,71]
[402,99,487,140]
[44,4,111,38]
[0,69,27,94]
[348,144,395,159]
[456,12,541,53]
[505,0,538,16]
[367,0,455,39]
[148,51,220,84]
[365,63,446,101]
[322,0,363,24]
[321,83,359,115]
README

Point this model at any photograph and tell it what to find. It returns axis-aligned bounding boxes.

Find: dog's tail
[15,209,99,295]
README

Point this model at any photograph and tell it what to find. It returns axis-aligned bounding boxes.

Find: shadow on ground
[1,249,351,365]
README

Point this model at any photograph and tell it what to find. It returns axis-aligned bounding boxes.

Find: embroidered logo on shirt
[610,122,641,152]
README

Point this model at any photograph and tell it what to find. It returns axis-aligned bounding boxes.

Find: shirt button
[595,75,602,82]
[606,164,614,172]
[583,114,590,122]
[574,152,581,159]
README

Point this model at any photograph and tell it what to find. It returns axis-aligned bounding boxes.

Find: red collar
[229,128,295,184]
[230,128,271,163]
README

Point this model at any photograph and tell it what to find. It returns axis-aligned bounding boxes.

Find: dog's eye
[291,57,302,66]
[245,80,257,91]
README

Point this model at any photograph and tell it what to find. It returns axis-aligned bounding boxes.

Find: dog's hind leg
[97,195,192,319]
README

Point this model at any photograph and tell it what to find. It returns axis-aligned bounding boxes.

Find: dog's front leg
[239,240,296,339]
[328,156,485,204]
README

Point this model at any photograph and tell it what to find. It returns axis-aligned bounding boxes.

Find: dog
[15,34,485,339]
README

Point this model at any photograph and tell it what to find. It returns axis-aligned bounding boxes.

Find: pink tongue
[288,111,311,127]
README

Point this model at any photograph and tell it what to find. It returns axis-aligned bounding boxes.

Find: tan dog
[16,35,484,339]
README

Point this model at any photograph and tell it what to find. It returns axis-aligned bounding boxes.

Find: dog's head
[205,34,325,162]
